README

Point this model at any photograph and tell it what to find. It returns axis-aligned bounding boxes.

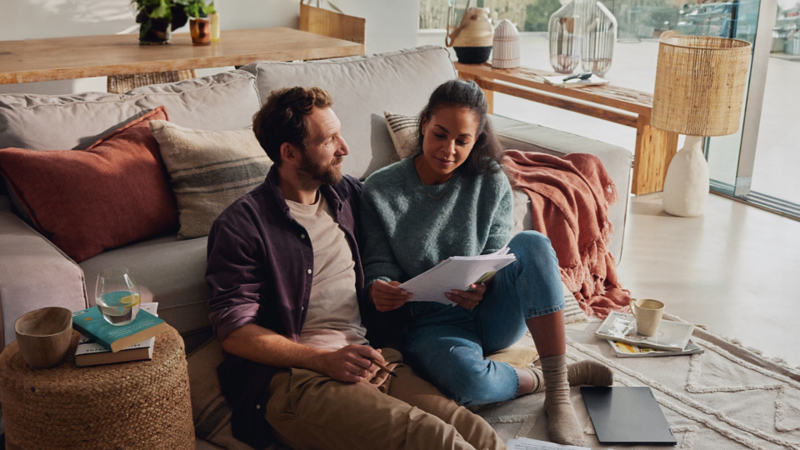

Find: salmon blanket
[503,150,630,318]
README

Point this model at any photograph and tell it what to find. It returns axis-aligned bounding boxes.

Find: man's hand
[312,345,385,383]
[445,283,487,310]
[369,280,413,312]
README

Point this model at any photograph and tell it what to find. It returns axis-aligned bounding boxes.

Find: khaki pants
[266,348,506,450]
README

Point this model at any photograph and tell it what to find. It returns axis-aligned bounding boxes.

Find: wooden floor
[617,192,800,367]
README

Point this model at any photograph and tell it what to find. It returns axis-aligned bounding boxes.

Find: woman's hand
[445,283,487,310]
[369,280,413,312]
[369,280,414,312]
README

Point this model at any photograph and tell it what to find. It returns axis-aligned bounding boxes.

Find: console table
[455,62,678,195]
[0,27,364,85]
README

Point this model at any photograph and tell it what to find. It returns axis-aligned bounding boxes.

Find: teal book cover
[72,307,168,353]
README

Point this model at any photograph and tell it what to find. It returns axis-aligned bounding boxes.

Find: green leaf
[149,0,171,19]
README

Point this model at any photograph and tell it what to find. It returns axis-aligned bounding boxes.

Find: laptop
[581,386,678,445]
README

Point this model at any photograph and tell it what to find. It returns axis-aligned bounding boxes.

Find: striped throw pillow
[384,111,419,159]
[150,120,272,239]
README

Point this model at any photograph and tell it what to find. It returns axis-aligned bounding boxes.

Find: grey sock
[541,354,584,446]
[522,366,545,395]
[568,360,614,386]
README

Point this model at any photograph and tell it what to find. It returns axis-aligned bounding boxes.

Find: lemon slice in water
[119,294,141,307]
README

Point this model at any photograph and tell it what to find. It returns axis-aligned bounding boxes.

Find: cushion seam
[0,76,256,111]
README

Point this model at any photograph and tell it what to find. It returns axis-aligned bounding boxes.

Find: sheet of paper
[506,437,590,450]
[399,247,515,305]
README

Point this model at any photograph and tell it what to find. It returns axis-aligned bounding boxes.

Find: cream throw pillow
[384,111,419,159]
[150,121,272,239]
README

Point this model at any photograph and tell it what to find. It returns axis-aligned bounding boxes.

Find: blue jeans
[403,231,564,406]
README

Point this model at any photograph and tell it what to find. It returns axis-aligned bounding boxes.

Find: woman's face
[416,106,480,184]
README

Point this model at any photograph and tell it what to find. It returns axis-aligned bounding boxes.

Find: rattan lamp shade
[651,32,751,137]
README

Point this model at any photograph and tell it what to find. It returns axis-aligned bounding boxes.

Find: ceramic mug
[14,307,73,368]
[629,298,664,337]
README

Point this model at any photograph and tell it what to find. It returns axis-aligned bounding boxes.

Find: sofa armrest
[491,114,632,262]
[0,211,87,348]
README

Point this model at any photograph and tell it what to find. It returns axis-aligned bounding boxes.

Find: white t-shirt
[286,194,369,351]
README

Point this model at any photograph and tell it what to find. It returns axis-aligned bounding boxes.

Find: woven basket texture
[651,32,751,136]
[450,8,494,47]
[107,70,197,94]
[492,19,520,69]
[0,326,195,450]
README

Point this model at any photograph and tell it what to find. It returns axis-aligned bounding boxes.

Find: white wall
[0,0,418,95]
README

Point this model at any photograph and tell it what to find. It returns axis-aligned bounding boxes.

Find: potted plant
[131,0,215,45]
[131,0,189,45]
[184,0,216,45]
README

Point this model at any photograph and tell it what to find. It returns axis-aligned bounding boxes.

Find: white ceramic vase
[662,135,708,217]
[492,19,520,69]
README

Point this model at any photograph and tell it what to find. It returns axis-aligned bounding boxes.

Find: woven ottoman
[0,325,194,450]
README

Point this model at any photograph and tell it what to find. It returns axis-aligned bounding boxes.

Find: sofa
[0,45,632,448]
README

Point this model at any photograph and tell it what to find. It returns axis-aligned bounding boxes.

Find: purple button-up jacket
[205,167,389,448]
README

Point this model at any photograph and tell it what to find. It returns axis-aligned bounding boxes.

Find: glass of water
[95,268,141,326]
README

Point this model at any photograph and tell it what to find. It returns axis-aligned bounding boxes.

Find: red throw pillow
[0,107,178,262]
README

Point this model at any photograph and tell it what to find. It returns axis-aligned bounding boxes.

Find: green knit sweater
[361,157,514,287]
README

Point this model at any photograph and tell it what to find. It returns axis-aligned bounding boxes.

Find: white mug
[629,298,664,337]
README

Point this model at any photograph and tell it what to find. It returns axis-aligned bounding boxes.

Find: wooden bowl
[14,307,73,368]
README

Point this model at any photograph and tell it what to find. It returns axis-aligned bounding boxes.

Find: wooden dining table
[0,27,364,85]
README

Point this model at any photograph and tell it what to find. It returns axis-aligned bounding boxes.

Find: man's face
[298,107,349,186]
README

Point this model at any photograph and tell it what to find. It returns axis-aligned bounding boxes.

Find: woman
[360,80,612,446]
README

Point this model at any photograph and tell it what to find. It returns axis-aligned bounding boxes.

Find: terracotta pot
[190,18,211,45]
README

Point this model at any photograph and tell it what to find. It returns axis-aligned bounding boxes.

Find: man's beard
[298,154,344,186]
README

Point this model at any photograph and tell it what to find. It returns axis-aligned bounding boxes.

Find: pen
[370,359,398,377]
[562,72,593,82]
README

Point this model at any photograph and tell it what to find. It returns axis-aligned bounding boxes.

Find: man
[206,86,504,450]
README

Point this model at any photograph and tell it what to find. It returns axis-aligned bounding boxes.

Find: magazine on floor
[595,311,694,352]
[607,339,704,358]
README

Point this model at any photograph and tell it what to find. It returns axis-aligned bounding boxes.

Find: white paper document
[399,247,516,305]
[506,437,590,450]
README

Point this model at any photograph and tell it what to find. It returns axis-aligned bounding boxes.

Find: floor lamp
[651,31,751,217]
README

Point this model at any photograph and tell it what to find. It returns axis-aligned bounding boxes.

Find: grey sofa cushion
[79,234,211,338]
[0,70,260,152]
[241,45,456,180]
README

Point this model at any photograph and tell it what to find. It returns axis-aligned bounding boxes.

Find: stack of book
[596,311,703,358]
[72,302,168,367]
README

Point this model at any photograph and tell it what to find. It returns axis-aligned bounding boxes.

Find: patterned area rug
[475,314,800,450]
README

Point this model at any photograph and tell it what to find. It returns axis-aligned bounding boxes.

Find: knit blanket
[502,150,630,318]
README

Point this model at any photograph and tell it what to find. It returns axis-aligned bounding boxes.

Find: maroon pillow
[0,107,178,262]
